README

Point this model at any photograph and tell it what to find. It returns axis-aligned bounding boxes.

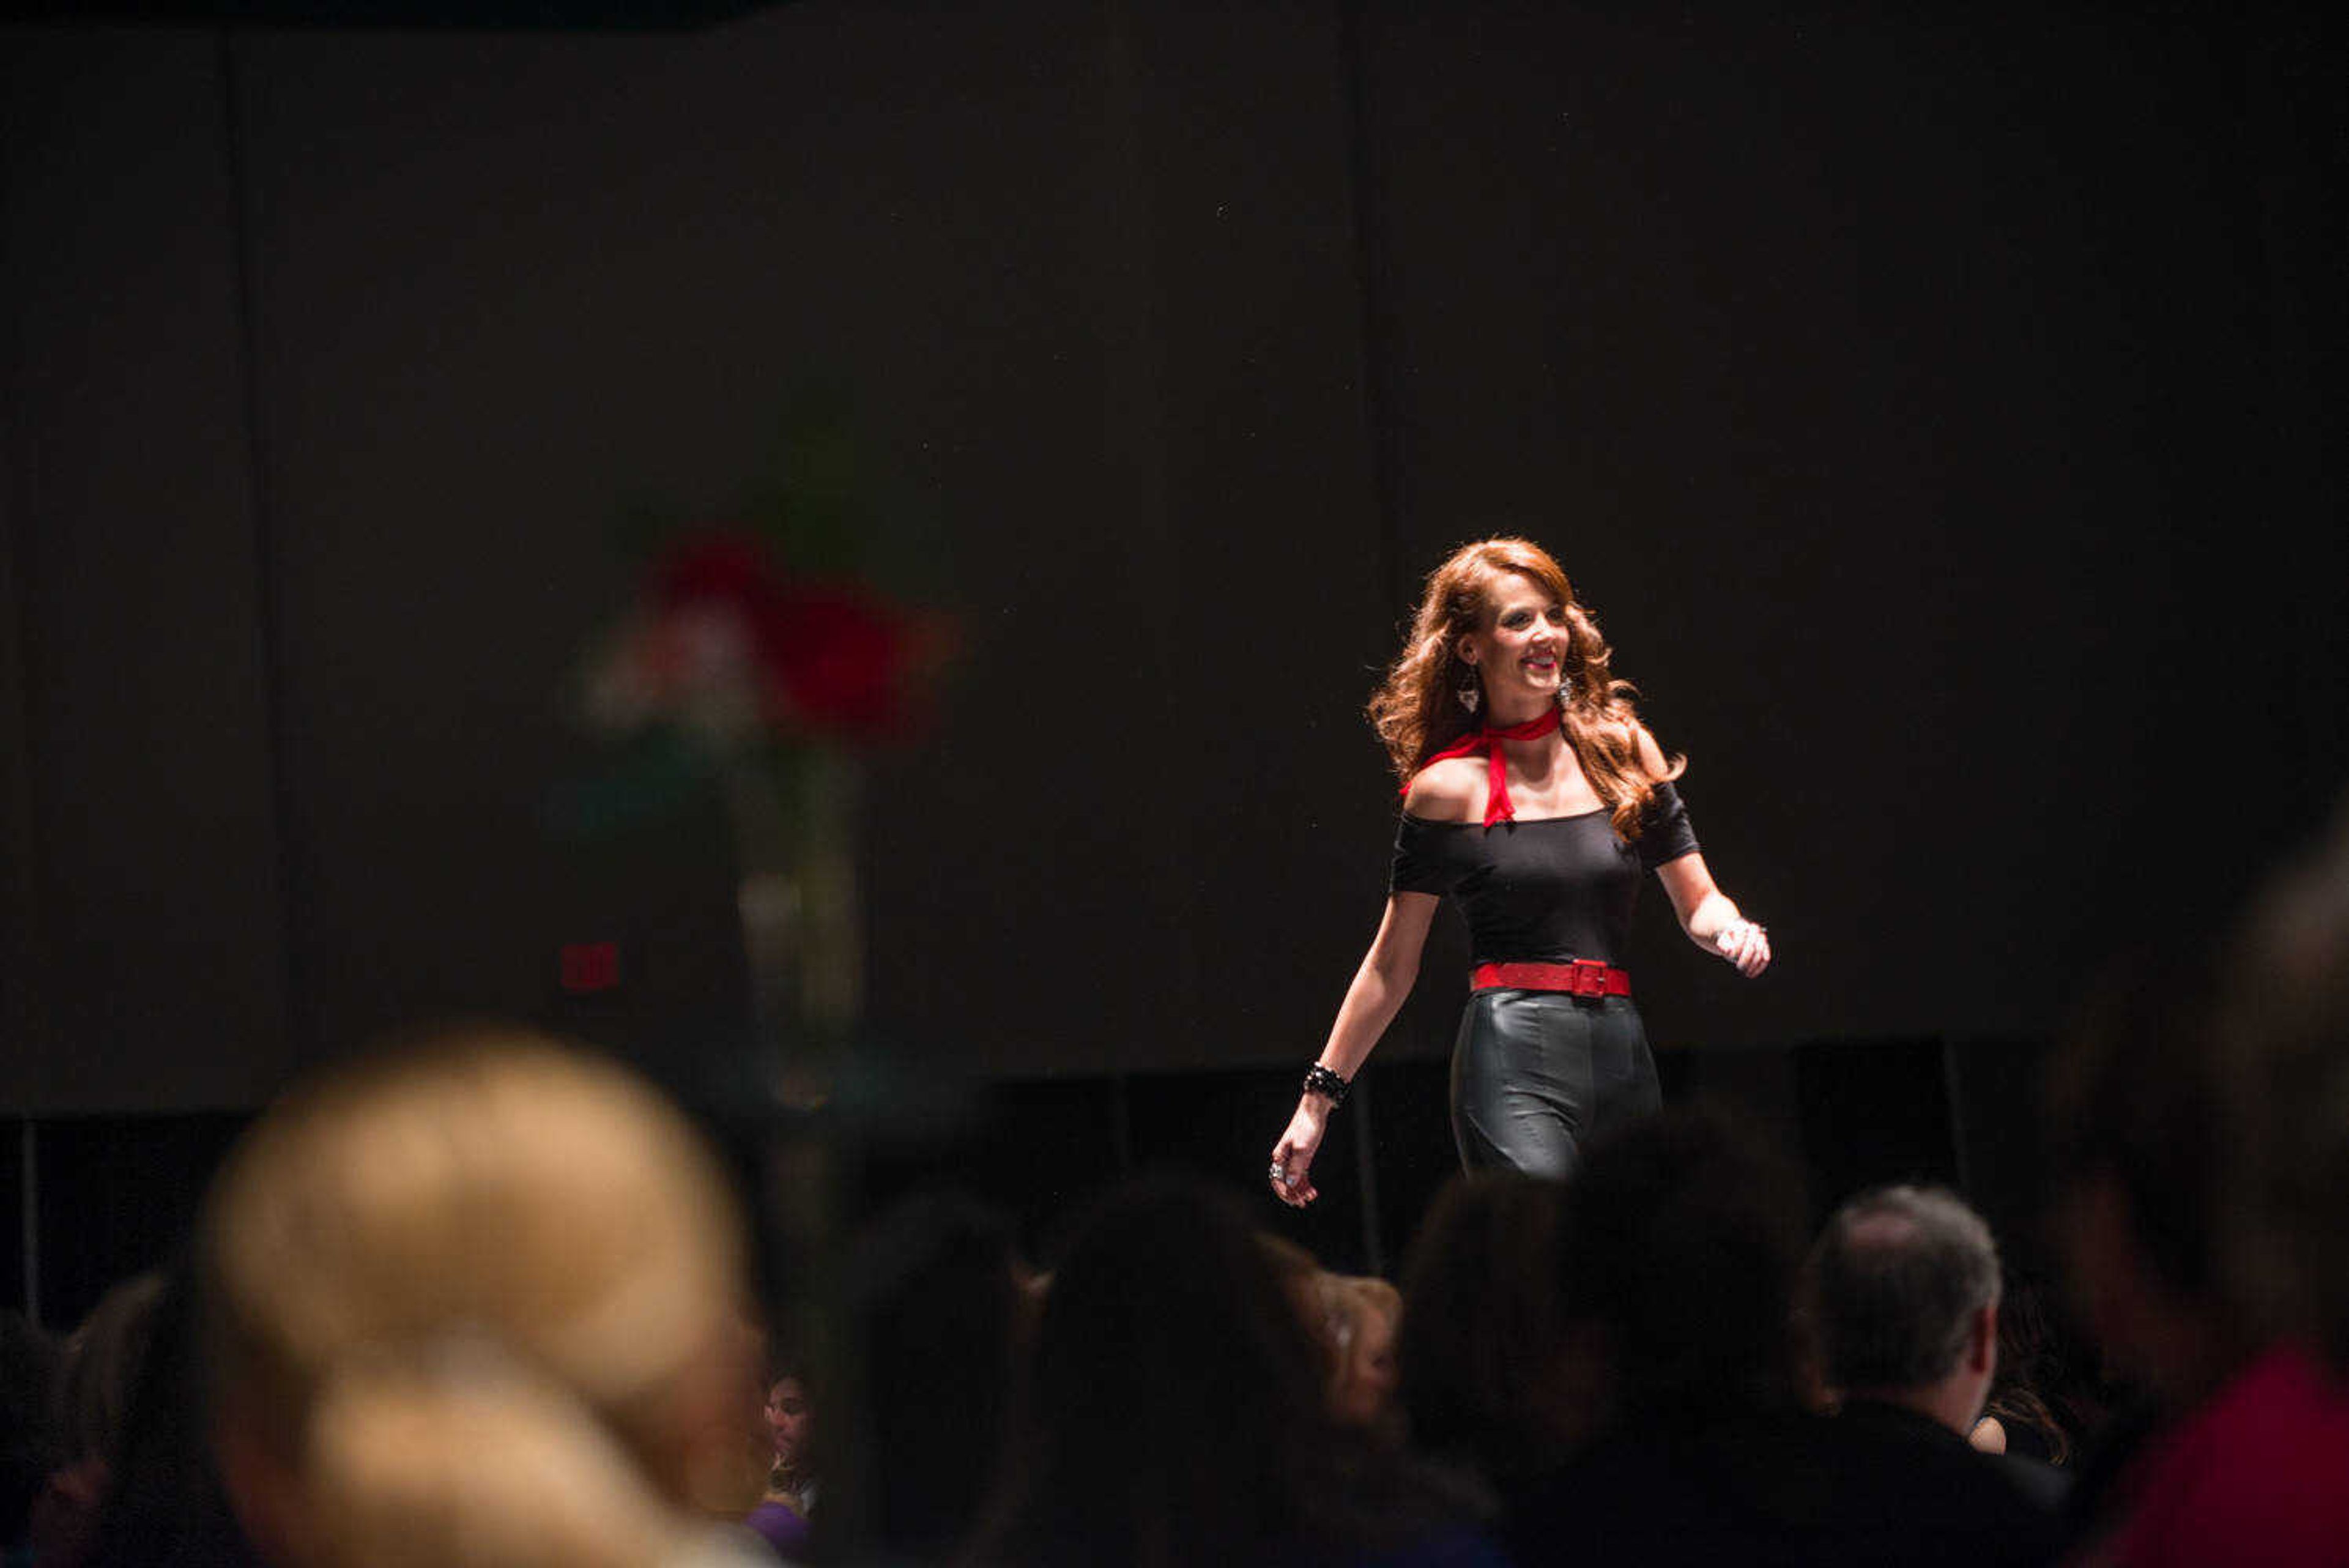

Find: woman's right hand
[1269,1099,1329,1208]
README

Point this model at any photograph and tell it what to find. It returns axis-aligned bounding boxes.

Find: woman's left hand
[1655,856,1772,981]
[1713,918,1772,978]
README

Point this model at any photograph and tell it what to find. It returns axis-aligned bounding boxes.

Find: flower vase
[722,746,864,1112]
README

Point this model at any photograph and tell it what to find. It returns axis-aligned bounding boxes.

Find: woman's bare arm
[1268,762,1481,1208]
[1270,892,1438,1208]
[1634,724,1771,978]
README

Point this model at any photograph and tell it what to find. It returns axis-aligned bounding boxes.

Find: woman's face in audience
[765,1377,811,1466]
[1332,1304,1400,1427]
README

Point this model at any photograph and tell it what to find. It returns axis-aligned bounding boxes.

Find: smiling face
[1460,570,1570,715]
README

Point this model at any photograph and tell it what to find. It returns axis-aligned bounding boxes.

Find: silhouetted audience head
[58,1273,168,1470]
[817,1191,1023,1563]
[971,1174,1487,1568]
[973,1176,1326,1568]
[2049,797,2349,1564]
[1253,1231,1328,1348]
[2220,796,2349,1375]
[1255,1238,1401,1434]
[762,1361,814,1499]
[1804,1186,2000,1435]
[745,1349,817,1559]
[2045,948,2240,1402]
[31,1270,169,1568]
[1506,1110,2065,1568]
[1970,1269,2088,1465]
[196,1025,767,1568]
[1397,1171,1581,1481]
[80,1258,265,1568]
[3,1310,62,1557]
[1556,1106,1809,1430]
[1314,1274,1402,1435]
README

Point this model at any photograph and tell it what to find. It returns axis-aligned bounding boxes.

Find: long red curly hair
[1368,538,1682,840]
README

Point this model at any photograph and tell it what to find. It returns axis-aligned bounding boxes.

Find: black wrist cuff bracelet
[1303,1065,1351,1106]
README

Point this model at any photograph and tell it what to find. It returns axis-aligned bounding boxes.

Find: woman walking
[1269,538,1770,1203]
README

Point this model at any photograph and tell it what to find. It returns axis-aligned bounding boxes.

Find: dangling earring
[1556,675,1575,710]
[1457,673,1481,715]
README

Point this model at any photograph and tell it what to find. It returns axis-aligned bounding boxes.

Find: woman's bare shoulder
[1402,757,1483,822]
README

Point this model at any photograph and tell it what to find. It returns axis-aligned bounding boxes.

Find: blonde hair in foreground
[199,1026,763,1568]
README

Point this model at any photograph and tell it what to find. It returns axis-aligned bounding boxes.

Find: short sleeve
[1635,781,1701,871]
[1389,813,1469,896]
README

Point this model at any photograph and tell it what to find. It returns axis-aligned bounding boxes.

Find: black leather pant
[1449,988,1661,1178]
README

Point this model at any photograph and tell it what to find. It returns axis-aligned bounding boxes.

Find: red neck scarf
[1405,705,1564,828]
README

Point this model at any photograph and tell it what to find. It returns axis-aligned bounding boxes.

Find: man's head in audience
[1804,1186,2001,1436]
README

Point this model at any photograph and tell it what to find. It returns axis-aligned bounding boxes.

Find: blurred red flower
[587,528,947,749]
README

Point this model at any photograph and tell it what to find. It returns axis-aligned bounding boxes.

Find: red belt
[1471,959,1631,999]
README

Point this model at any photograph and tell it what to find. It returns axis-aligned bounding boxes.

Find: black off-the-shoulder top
[1387,781,1700,968]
